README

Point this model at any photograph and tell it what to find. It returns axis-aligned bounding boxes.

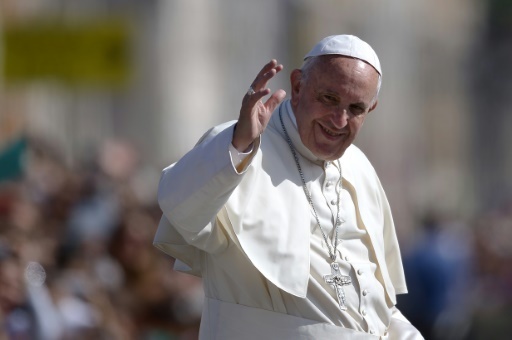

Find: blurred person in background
[398,214,474,340]
[155,35,423,339]
[467,203,512,339]
[0,243,37,340]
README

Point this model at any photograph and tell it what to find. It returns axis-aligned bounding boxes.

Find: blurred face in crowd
[0,257,25,313]
[290,55,380,161]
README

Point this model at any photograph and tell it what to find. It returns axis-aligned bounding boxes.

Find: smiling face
[290,55,380,161]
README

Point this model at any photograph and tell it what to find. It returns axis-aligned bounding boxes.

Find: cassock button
[362,289,368,296]
[361,309,367,316]
[326,181,332,188]
[357,269,364,275]
[330,200,336,205]
[370,329,375,334]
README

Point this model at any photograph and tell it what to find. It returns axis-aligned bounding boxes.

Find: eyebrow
[317,88,369,110]
[351,102,368,110]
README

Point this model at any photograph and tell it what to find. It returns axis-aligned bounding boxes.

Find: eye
[349,105,365,116]
[320,94,338,105]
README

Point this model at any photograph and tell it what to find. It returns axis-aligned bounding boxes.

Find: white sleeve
[156,122,259,253]
[229,143,254,172]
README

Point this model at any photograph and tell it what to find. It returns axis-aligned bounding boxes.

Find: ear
[290,69,302,107]
[368,100,378,113]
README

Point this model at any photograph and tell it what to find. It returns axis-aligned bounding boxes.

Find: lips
[318,123,343,138]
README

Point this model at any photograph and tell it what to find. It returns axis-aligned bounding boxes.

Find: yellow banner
[2,20,131,87]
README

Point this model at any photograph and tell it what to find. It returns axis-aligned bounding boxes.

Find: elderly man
[155,35,423,339]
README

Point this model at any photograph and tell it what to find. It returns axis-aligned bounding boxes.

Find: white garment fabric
[201,297,382,339]
[280,101,390,334]
[155,100,423,339]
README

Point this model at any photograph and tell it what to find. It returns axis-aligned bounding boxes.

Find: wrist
[232,123,255,152]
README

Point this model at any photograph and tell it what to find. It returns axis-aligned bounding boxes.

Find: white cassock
[155,100,424,339]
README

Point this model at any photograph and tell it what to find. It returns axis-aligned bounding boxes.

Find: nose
[332,108,350,129]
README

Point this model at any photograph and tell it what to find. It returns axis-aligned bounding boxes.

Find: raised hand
[232,59,287,152]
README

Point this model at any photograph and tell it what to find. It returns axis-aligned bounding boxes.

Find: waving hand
[232,59,287,152]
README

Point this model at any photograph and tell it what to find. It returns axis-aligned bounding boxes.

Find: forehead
[307,56,379,93]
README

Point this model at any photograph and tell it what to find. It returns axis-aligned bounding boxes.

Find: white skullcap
[304,35,381,75]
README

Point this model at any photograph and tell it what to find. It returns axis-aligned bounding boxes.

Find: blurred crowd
[0,137,202,340]
[1,136,512,340]
[398,205,512,339]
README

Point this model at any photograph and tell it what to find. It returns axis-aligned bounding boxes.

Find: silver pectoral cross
[323,262,352,311]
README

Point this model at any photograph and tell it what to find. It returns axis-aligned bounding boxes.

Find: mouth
[318,123,343,138]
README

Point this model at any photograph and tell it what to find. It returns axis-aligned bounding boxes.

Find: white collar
[275,100,324,165]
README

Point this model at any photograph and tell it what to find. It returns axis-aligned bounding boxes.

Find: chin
[323,154,344,161]
[314,149,345,161]
[310,137,351,161]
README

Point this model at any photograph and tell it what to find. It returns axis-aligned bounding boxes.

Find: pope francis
[154,35,424,339]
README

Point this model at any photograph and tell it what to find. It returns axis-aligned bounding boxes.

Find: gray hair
[300,56,382,106]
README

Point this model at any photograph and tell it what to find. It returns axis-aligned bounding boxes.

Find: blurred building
[2,0,512,339]
[1,0,494,236]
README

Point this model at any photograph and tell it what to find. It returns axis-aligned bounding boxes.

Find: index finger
[251,59,283,92]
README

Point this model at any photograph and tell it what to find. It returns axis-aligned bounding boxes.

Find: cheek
[295,106,313,128]
[351,117,365,131]
[298,115,317,137]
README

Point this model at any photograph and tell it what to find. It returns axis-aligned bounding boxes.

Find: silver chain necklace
[279,107,352,311]
[278,108,343,261]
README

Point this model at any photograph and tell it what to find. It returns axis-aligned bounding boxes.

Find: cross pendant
[323,262,352,311]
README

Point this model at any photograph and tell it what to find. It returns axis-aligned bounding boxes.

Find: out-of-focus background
[0,1,511,339]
